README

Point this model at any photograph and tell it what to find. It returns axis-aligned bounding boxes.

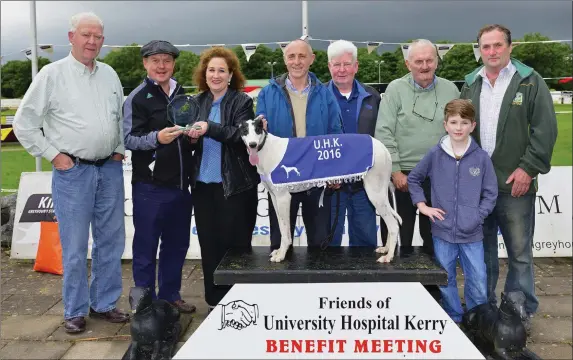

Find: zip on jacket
[124,78,193,190]
[154,81,186,190]
[407,135,498,244]
[255,72,344,138]
[460,58,558,195]
[276,73,319,137]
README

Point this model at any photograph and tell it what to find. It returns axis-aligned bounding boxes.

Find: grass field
[553,104,573,166]
[1,104,571,196]
[1,108,17,125]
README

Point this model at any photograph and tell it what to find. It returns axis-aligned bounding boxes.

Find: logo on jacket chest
[512,92,523,106]
[469,167,481,177]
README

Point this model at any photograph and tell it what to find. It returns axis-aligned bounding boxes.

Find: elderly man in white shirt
[13,12,129,334]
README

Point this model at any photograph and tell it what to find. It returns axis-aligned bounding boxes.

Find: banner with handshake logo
[219,300,259,330]
[174,283,485,359]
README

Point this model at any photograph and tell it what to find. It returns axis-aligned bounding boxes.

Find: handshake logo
[218,300,259,331]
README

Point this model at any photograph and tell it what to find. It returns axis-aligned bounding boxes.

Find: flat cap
[140,40,180,58]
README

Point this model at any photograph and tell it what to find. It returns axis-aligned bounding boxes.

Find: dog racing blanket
[269,133,373,192]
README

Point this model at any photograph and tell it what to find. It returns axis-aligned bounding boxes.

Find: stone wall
[1,193,17,248]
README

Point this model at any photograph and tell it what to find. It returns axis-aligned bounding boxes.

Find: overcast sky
[1,0,572,62]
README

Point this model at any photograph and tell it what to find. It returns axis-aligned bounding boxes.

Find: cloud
[1,1,571,61]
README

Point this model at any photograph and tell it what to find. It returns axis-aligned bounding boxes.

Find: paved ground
[1,250,571,359]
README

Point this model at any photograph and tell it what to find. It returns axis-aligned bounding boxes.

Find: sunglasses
[412,87,439,122]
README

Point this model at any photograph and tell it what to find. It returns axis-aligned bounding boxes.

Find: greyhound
[462,291,538,360]
[239,116,402,263]
[122,287,181,360]
[281,164,301,178]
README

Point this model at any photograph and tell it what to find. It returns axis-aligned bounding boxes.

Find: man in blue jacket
[256,39,343,250]
[325,40,381,247]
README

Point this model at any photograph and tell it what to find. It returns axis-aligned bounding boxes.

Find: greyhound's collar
[257,130,268,151]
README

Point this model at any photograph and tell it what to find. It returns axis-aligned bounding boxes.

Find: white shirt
[13,52,124,162]
[148,77,177,97]
[478,61,516,157]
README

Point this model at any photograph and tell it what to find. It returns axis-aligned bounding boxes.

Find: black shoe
[89,308,130,323]
[171,299,197,314]
[64,316,86,334]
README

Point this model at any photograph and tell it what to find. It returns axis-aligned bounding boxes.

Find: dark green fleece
[460,58,558,194]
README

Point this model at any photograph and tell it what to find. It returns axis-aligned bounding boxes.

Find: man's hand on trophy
[158,126,183,144]
[230,300,259,325]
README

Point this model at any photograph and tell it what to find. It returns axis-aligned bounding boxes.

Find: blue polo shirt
[197,96,223,184]
[331,81,359,134]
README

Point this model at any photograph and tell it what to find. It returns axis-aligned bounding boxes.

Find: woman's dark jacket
[191,89,260,198]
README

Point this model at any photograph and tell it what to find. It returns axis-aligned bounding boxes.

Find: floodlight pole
[29,1,41,171]
[302,1,308,38]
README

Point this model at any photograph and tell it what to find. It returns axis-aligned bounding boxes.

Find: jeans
[433,236,487,323]
[330,188,377,246]
[483,193,537,314]
[51,160,125,320]
[132,182,192,302]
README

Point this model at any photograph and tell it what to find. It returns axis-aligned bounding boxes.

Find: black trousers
[379,173,441,302]
[268,188,332,251]
[193,182,258,307]
[379,172,434,255]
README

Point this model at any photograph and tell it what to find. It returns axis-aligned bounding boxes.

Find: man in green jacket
[460,24,558,331]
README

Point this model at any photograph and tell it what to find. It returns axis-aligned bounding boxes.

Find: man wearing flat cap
[123,40,197,313]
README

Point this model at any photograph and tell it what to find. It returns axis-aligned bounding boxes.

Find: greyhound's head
[239,115,266,166]
[128,286,154,314]
[500,291,527,320]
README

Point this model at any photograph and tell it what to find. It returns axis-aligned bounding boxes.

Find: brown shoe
[64,317,86,334]
[89,308,130,323]
[171,300,197,314]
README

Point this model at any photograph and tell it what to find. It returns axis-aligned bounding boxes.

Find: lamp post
[29,1,41,171]
[267,61,277,79]
[374,60,384,84]
[302,1,308,38]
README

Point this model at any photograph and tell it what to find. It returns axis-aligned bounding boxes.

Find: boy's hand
[417,203,446,222]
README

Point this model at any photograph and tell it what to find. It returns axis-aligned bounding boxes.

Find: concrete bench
[214,246,447,286]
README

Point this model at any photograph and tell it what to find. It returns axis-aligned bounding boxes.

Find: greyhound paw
[270,248,287,262]
[377,254,394,263]
[375,246,389,255]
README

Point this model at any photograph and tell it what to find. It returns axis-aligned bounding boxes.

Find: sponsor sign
[173,282,485,359]
[10,163,572,259]
[17,194,56,222]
